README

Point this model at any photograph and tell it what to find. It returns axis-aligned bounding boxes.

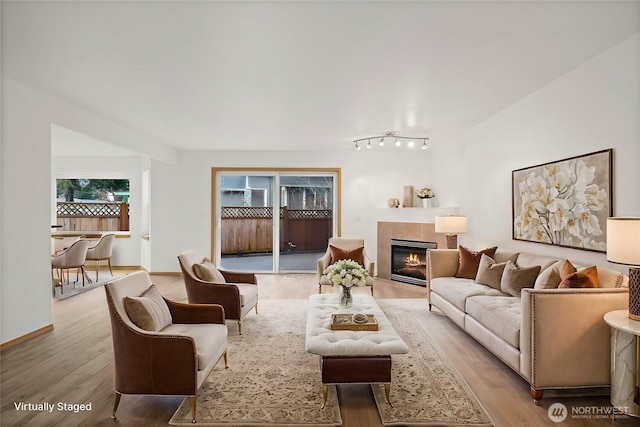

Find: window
[55,179,130,231]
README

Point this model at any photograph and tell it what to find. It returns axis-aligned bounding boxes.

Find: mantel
[376,207,459,224]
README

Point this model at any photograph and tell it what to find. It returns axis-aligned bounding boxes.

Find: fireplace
[390,239,437,286]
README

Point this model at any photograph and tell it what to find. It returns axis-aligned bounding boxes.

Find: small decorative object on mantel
[403,186,414,208]
[388,198,400,208]
[606,217,640,320]
[416,187,435,208]
[323,259,369,308]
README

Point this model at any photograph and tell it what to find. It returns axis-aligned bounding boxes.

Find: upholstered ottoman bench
[305,293,409,407]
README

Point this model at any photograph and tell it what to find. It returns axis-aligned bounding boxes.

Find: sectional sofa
[427,247,629,404]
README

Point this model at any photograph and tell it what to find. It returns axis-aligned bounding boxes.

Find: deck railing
[56,201,129,231]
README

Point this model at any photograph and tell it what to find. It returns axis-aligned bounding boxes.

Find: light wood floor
[1,272,636,427]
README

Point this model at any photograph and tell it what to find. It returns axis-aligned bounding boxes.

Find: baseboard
[150,271,182,276]
[0,324,54,351]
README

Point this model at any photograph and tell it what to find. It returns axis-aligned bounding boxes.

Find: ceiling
[2,1,640,156]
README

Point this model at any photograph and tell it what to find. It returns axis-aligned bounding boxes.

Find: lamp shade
[435,215,467,234]
[607,217,640,266]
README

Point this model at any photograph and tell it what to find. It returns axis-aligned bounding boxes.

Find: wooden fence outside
[56,202,129,231]
[221,206,332,255]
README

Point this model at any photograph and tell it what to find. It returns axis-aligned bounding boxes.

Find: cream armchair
[104,271,228,423]
[51,239,91,295]
[86,233,116,281]
[317,237,375,294]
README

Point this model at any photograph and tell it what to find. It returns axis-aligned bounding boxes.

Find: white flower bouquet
[323,259,368,288]
[416,187,435,199]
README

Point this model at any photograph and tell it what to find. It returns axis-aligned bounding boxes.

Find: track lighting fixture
[354,132,429,151]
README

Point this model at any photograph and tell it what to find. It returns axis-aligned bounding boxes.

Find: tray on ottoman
[330,313,378,331]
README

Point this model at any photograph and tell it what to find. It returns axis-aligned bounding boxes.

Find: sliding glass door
[213,169,339,273]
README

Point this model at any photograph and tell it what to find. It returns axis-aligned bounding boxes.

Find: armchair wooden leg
[238,320,242,335]
[190,395,197,423]
[95,261,99,282]
[530,387,543,405]
[254,303,258,315]
[111,392,122,419]
[108,258,113,276]
[318,284,322,294]
[223,351,228,368]
[370,285,374,296]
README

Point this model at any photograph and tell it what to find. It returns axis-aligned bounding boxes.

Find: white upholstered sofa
[427,248,629,404]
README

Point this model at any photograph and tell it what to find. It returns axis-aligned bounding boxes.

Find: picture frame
[512,149,613,253]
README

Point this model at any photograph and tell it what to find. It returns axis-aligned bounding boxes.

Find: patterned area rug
[169,299,492,426]
[374,300,493,426]
[169,299,342,426]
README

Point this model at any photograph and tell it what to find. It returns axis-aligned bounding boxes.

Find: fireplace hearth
[390,239,437,286]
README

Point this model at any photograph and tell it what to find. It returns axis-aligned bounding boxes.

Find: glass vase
[339,286,353,308]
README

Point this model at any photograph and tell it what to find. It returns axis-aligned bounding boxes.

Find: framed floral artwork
[512,149,613,253]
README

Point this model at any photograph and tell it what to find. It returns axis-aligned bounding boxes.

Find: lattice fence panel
[57,202,122,217]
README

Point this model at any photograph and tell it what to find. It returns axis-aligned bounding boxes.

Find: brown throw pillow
[558,260,598,288]
[500,261,541,297]
[474,254,507,290]
[124,285,172,331]
[193,258,226,283]
[329,245,364,265]
[454,246,498,279]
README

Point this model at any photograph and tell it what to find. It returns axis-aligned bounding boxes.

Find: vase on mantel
[422,198,432,208]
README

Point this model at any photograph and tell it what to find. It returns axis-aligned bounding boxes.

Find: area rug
[373,300,493,426]
[53,272,117,300]
[169,299,342,426]
[169,299,493,426]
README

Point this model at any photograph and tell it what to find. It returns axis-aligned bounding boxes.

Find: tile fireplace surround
[377,221,448,281]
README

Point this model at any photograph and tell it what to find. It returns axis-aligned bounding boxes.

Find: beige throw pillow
[474,254,507,290]
[193,258,226,283]
[124,285,172,331]
[534,260,566,289]
[500,261,541,297]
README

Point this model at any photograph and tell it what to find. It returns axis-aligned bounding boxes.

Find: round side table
[604,310,640,418]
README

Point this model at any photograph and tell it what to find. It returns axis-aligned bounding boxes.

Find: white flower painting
[512,149,612,252]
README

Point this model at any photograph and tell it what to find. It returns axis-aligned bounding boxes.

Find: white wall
[0,76,175,344]
[148,149,434,272]
[431,34,640,272]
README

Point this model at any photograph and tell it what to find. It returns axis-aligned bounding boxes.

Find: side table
[604,310,640,418]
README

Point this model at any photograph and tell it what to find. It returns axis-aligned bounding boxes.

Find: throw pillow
[454,246,498,279]
[558,260,598,288]
[329,245,364,265]
[193,258,226,283]
[534,259,566,289]
[500,261,541,297]
[124,284,172,331]
[474,254,507,290]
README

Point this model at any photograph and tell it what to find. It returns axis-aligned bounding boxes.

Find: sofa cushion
[431,277,505,311]
[160,323,228,371]
[454,246,498,279]
[534,260,566,289]
[466,295,521,349]
[124,284,172,332]
[193,259,226,283]
[329,245,364,265]
[500,261,541,297]
[475,254,507,290]
[597,267,625,288]
[559,260,598,288]
[515,253,559,271]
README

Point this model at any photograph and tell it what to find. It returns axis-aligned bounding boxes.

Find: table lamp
[607,217,640,320]
[435,215,467,249]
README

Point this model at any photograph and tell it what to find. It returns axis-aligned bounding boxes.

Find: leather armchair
[178,250,258,335]
[104,271,228,423]
[317,237,375,294]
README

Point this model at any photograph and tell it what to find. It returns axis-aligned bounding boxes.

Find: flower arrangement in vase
[323,259,368,307]
[416,187,435,207]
